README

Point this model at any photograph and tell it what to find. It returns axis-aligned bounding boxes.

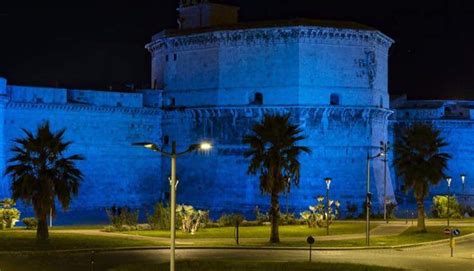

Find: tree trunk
[36,211,49,243]
[270,191,280,243]
[416,199,426,232]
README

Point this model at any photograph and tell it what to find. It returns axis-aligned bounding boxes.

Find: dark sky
[1,0,474,99]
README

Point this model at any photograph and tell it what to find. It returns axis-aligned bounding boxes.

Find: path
[52,222,411,245]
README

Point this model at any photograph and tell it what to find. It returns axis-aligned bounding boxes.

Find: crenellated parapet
[162,106,392,122]
[4,84,163,113]
[6,102,161,115]
[147,26,393,54]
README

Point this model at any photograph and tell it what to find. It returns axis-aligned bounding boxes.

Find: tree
[5,122,84,242]
[393,123,451,232]
[243,114,310,243]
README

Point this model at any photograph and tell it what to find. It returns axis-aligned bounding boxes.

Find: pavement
[30,235,472,271]
[1,221,473,270]
[51,221,412,245]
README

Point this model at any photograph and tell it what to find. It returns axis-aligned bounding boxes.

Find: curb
[1,233,472,255]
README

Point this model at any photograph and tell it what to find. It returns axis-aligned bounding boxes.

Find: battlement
[391,99,474,120]
[5,84,162,109]
[177,1,239,30]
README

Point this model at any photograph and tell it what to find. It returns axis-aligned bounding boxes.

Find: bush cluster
[22,217,38,230]
[0,198,21,229]
[431,195,462,218]
[105,206,139,230]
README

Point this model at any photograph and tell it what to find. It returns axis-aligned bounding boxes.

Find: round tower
[147,3,395,217]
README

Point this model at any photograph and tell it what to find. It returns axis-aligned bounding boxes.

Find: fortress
[0,1,472,223]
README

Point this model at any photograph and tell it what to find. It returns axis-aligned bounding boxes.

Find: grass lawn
[0,257,402,271]
[368,225,474,246]
[126,222,373,239]
[123,225,473,248]
[259,225,474,248]
[0,230,163,252]
[113,260,402,271]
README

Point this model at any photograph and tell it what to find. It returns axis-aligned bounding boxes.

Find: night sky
[1,0,474,99]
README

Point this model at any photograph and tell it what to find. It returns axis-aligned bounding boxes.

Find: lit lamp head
[446,176,452,187]
[133,142,157,150]
[324,177,332,190]
[199,142,212,151]
[461,174,466,184]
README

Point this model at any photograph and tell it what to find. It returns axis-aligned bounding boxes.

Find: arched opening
[330,93,340,105]
[254,92,263,105]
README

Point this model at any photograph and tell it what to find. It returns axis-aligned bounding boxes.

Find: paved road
[52,222,411,245]
[1,236,472,270]
[75,235,473,271]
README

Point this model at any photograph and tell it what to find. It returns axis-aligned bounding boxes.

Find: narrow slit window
[330,93,340,105]
[254,92,263,105]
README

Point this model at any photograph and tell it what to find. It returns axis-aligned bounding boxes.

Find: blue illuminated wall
[391,99,474,210]
[1,16,472,224]
[0,82,163,224]
[149,25,396,217]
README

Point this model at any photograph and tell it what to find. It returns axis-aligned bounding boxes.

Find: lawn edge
[1,233,471,255]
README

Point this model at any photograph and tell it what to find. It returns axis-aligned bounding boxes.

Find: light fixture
[324,177,332,190]
[446,176,452,187]
[199,142,212,150]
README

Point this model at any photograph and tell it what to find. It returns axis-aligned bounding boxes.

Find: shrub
[300,196,340,228]
[176,205,208,234]
[279,212,298,225]
[0,198,21,229]
[147,203,172,230]
[102,225,116,232]
[204,221,220,228]
[345,201,358,219]
[217,213,245,227]
[240,220,260,227]
[254,206,270,225]
[431,195,462,218]
[106,206,139,228]
[137,223,152,231]
[22,217,38,230]
[460,204,474,218]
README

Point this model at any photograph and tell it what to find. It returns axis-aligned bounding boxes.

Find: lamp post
[380,141,390,224]
[324,177,332,235]
[133,140,212,271]
[461,174,466,194]
[366,150,384,246]
[446,176,452,227]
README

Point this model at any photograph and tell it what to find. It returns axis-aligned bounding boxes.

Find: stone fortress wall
[0,1,472,223]
[148,1,397,217]
[0,79,164,223]
[391,98,474,208]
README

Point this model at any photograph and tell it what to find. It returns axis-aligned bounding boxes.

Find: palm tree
[243,114,310,243]
[393,123,451,232]
[5,122,84,242]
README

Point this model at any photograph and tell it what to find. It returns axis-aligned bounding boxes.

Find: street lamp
[446,176,452,227]
[380,141,390,224]
[461,174,466,193]
[366,150,384,246]
[133,140,212,271]
[324,177,332,235]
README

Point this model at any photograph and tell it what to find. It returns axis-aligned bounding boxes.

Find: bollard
[306,236,315,262]
[235,221,240,245]
[90,250,95,271]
